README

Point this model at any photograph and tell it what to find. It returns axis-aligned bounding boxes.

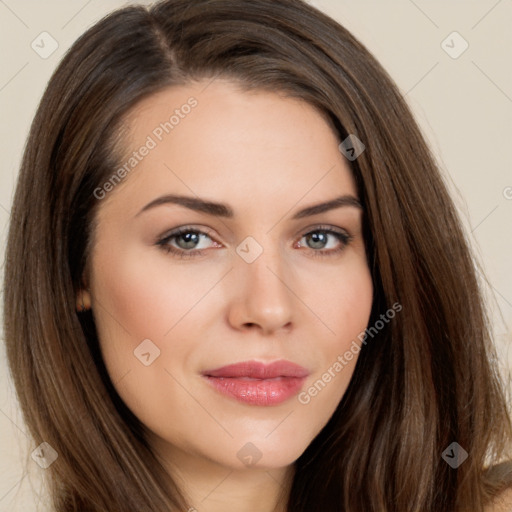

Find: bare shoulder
[485,487,512,512]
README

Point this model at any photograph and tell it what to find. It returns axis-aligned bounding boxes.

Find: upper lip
[202,360,309,379]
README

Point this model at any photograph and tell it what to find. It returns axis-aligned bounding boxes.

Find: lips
[202,360,309,406]
[204,360,310,379]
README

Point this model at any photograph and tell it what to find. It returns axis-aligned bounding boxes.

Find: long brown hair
[3,0,511,510]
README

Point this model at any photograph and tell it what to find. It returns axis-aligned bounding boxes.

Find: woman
[3,0,512,510]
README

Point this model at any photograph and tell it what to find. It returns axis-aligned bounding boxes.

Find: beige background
[1,0,511,510]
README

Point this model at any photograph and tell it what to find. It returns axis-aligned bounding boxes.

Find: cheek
[308,253,374,348]
[332,262,373,370]
[91,243,215,345]
[88,246,202,431]
[297,256,373,415]
[88,243,195,386]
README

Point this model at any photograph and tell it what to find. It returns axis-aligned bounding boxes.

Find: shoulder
[485,486,512,512]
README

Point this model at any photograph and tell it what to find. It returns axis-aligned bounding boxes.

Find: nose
[227,246,294,336]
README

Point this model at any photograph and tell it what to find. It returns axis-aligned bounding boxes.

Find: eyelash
[156,225,354,260]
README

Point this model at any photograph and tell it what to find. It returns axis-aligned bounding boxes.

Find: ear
[76,288,92,312]
[76,271,92,312]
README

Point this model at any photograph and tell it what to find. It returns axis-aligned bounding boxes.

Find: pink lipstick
[202,360,309,406]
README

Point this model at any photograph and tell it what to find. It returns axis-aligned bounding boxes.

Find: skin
[79,79,373,512]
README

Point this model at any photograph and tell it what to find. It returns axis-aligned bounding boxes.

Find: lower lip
[203,376,307,406]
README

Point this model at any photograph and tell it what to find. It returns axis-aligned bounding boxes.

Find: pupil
[179,232,199,249]
[309,232,326,249]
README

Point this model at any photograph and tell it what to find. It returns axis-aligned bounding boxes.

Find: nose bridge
[228,232,295,333]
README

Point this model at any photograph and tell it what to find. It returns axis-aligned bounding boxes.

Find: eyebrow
[135,193,362,219]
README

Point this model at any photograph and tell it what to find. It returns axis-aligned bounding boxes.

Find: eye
[296,226,353,258]
[156,226,220,259]
[156,225,353,259]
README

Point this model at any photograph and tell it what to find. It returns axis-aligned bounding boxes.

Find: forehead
[100,79,358,218]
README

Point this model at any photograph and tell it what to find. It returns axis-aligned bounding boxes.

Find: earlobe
[76,289,92,312]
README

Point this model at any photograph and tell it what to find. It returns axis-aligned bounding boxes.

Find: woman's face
[84,79,373,475]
